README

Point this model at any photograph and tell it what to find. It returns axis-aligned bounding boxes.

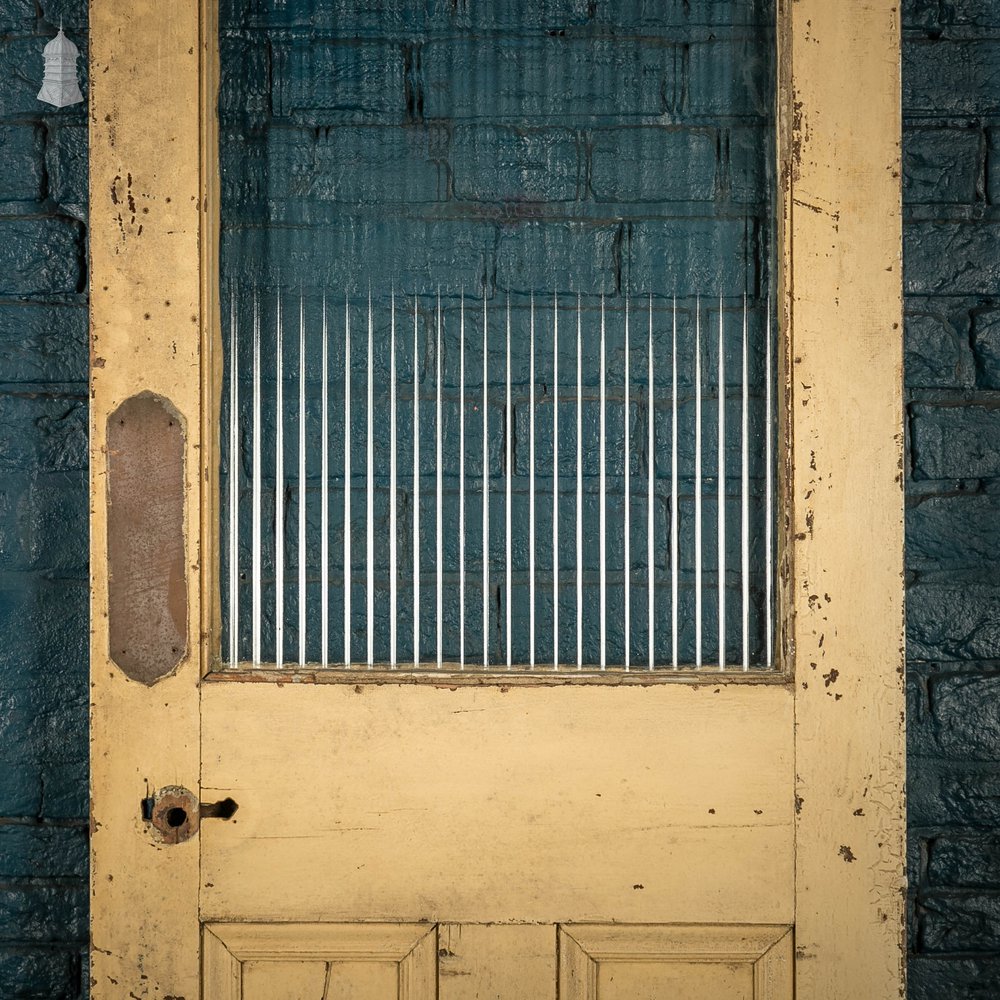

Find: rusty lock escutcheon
[142,786,238,844]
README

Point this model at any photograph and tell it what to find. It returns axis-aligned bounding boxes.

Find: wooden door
[88,1,905,998]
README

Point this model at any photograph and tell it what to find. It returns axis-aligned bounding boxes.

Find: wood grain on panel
[597,961,752,1000]
[201,682,794,924]
[781,0,906,996]
[439,924,556,1000]
[559,925,792,1000]
[241,961,328,1000]
[203,923,437,1000]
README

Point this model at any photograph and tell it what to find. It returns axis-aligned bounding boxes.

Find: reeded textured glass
[218,0,777,671]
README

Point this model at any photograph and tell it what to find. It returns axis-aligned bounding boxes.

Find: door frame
[88,1,906,996]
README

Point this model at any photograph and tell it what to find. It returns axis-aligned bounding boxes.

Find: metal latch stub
[142,786,238,844]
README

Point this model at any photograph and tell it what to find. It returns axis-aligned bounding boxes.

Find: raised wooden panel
[558,925,792,1000]
[598,961,752,1000]
[241,961,328,1000]
[203,923,436,1000]
[438,924,556,1000]
[323,961,400,1000]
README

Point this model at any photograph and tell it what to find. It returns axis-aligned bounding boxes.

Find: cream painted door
[88,1,905,998]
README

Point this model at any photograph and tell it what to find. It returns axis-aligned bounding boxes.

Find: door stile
[90,0,211,995]
[783,1,906,997]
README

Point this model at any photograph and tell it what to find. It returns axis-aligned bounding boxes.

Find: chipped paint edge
[783,1,907,997]
[89,0,210,995]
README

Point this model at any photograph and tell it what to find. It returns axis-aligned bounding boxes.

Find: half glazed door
[89,1,906,999]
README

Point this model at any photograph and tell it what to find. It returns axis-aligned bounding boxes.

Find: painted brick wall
[0,1,998,997]
[904,1,1000,996]
[0,0,89,996]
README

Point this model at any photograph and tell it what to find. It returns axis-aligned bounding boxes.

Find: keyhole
[165,806,187,828]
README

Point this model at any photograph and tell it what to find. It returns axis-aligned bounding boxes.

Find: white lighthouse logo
[38,22,84,109]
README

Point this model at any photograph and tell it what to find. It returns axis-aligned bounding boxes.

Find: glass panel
[218,0,777,672]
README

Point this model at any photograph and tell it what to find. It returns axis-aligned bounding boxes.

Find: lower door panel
[203,922,793,1000]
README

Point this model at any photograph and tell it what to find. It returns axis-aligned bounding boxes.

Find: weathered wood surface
[560,924,792,1000]
[89,0,214,995]
[439,924,557,1000]
[204,924,437,1000]
[201,682,794,924]
[781,0,907,996]
[87,0,905,994]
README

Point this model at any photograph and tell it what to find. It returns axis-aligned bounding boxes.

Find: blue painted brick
[592,0,773,28]
[219,130,267,223]
[0,3,87,998]
[226,0,424,35]
[0,0,35,34]
[0,762,43,817]
[939,0,1000,28]
[909,957,1000,1000]
[0,949,79,1000]
[0,472,88,573]
[910,402,1000,481]
[39,0,86,35]
[929,834,1000,888]
[906,309,975,389]
[907,661,934,756]
[422,38,675,120]
[590,127,717,203]
[218,34,271,120]
[0,761,86,824]
[0,887,86,944]
[927,673,1000,760]
[0,826,86,880]
[972,308,1000,388]
[224,219,495,293]
[495,221,618,295]
[430,0,774,32]
[903,0,944,31]
[687,36,773,118]
[430,0,591,31]
[0,696,86,786]
[0,303,88,384]
[45,125,88,217]
[905,222,1000,296]
[0,578,88,686]
[453,126,581,203]
[0,395,87,473]
[273,40,406,120]
[903,127,981,205]
[0,38,46,118]
[234,126,447,218]
[626,219,753,296]
[907,583,1000,661]
[0,126,44,204]
[727,126,771,204]
[38,760,87,821]
[876,0,1000,984]
[289,126,446,206]
[904,39,1000,117]
[921,891,1000,953]
[0,219,83,298]
[988,129,1000,207]
[906,494,1000,575]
